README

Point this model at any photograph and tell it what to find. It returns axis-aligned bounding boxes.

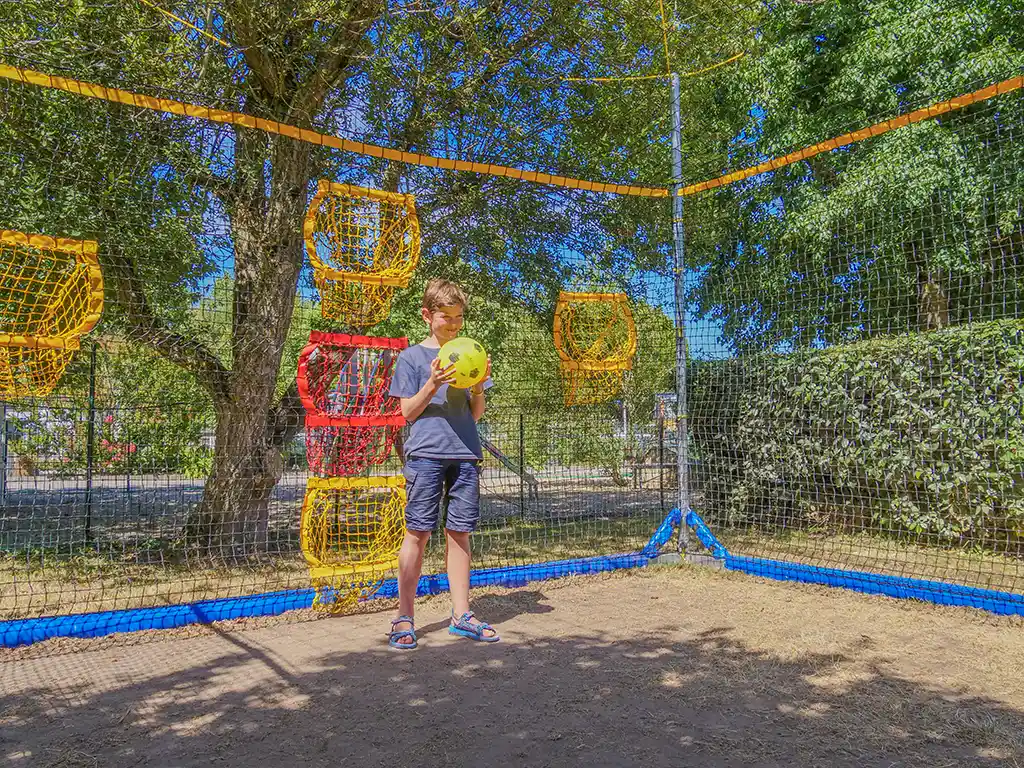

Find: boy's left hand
[471,357,492,396]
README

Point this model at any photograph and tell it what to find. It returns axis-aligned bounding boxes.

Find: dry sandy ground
[2,565,1023,768]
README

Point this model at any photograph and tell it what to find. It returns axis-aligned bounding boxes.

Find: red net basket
[297,331,407,476]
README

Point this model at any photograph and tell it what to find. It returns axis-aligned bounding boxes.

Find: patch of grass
[1,515,662,621]
[7,514,1021,623]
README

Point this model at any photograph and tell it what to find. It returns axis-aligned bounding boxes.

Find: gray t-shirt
[389,343,493,460]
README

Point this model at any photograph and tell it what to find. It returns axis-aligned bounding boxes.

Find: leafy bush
[5,343,215,477]
[691,320,1024,551]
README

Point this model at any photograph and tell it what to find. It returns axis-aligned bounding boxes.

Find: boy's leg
[394,530,430,644]
[445,529,472,616]
[393,457,445,645]
[444,461,497,639]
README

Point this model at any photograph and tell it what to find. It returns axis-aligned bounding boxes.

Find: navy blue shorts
[402,456,481,533]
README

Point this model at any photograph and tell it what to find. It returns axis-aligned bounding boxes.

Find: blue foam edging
[684,509,727,558]
[1,509,682,648]
[682,509,1024,618]
[0,588,315,648]
[372,551,655,600]
[725,554,1024,617]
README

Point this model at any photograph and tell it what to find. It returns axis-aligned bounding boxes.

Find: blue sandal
[449,611,500,643]
[388,615,418,650]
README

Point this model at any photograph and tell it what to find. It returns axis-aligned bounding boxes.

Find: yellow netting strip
[304,181,421,327]
[0,63,667,199]
[681,74,1024,196]
[553,292,637,406]
[559,368,629,407]
[0,230,104,397]
[136,0,231,48]
[1,65,1018,202]
[300,475,406,613]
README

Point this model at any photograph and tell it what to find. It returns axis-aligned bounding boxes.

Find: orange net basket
[0,230,103,397]
[304,181,420,327]
[553,291,637,407]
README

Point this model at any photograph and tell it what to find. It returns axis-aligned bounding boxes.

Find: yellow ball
[438,336,488,389]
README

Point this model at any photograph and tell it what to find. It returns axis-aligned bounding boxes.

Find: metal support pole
[518,412,525,516]
[658,415,665,515]
[84,341,97,542]
[125,410,132,507]
[671,73,691,552]
[0,402,7,507]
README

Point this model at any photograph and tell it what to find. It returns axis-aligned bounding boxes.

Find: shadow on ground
[3,584,1022,768]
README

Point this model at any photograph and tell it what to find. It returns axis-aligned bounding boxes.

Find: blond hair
[422,278,468,312]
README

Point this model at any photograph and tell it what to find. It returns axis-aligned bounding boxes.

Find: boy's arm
[401,358,455,423]
[469,357,492,422]
[469,385,486,422]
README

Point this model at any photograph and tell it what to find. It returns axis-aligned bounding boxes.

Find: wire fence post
[518,412,525,516]
[671,72,691,552]
[0,402,7,507]
[125,408,132,509]
[658,415,665,515]
[84,340,97,543]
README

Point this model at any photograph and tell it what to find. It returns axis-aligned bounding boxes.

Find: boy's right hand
[428,357,457,391]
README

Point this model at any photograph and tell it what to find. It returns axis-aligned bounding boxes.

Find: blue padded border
[684,510,1024,617]
[1,509,682,648]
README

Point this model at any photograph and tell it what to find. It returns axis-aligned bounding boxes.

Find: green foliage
[0,2,218,336]
[692,321,1024,550]
[688,0,1024,352]
[6,341,214,477]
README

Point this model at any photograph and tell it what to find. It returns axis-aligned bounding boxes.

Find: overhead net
[300,476,406,613]
[553,291,637,406]
[297,331,406,476]
[0,230,104,397]
[303,181,421,327]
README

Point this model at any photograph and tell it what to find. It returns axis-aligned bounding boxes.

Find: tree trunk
[187,134,313,558]
[188,397,285,556]
[918,271,949,331]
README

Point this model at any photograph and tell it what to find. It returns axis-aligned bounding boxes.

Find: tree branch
[380,13,549,190]
[171,154,235,203]
[223,2,282,102]
[290,0,384,122]
[106,252,231,400]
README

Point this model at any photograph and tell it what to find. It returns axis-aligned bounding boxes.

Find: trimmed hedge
[691,320,1024,551]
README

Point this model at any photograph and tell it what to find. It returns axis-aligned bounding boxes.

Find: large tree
[0,0,704,556]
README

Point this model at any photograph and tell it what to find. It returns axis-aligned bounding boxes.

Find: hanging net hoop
[300,475,406,613]
[303,181,421,327]
[297,331,407,427]
[0,230,104,397]
[297,331,407,475]
[553,291,637,406]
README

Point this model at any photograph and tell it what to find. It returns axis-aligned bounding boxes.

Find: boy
[386,278,498,649]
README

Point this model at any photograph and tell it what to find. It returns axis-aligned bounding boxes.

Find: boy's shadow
[415,589,554,638]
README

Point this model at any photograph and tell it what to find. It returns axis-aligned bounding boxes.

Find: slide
[481,437,540,501]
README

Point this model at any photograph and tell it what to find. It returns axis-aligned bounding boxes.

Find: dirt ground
[3,565,1024,768]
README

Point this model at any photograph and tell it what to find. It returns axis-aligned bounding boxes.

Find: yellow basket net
[0,230,104,397]
[553,291,637,407]
[299,475,406,613]
[304,181,421,328]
